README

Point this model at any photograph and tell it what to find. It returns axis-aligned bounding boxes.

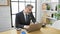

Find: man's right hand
[24,25,30,29]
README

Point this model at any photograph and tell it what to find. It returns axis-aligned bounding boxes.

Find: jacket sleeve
[30,12,36,23]
[15,14,24,28]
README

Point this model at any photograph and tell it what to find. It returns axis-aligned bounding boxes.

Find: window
[19,2,25,12]
[11,0,36,27]
[11,2,18,14]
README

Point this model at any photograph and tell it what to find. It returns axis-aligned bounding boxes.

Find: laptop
[25,23,43,32]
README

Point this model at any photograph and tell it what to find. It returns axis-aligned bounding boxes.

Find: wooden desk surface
[0,29,17,34]
[0,27,60,34]
[17,27,60,34]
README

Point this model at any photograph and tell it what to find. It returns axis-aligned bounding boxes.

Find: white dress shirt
[23,11,27,22]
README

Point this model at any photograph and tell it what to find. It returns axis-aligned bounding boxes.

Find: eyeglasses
[28,8,32,11]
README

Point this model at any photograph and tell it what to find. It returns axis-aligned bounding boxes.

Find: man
[15,4,36,29]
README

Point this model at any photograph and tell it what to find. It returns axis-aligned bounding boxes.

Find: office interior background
[0,0,60,32]
[11,0,37,27]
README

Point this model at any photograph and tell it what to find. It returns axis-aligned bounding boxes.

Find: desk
[17,27,60,34]
[0,27,60,34]
[0,29,17,34]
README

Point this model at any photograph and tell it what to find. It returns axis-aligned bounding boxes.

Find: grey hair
[25,4,33,8]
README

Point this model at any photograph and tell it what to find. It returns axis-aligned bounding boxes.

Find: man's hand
[24,25,30,29]
[30,22,35,25]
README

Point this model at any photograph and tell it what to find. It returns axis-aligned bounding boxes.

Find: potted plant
[46,4,50,10]
[53,12,60,20]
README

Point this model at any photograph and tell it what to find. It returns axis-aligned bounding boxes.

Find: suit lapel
[21,11,25,22]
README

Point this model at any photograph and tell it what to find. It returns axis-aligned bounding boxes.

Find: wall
[36,0,43,22]
[0,0,11,32]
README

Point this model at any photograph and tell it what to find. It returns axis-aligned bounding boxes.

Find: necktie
[25,14,29,22]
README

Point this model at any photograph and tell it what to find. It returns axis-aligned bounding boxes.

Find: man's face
[26,7,32,13]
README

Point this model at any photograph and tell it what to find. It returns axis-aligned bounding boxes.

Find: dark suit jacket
[15,11,36,28]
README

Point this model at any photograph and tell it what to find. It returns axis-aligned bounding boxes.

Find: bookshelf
[41,0,58,24]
